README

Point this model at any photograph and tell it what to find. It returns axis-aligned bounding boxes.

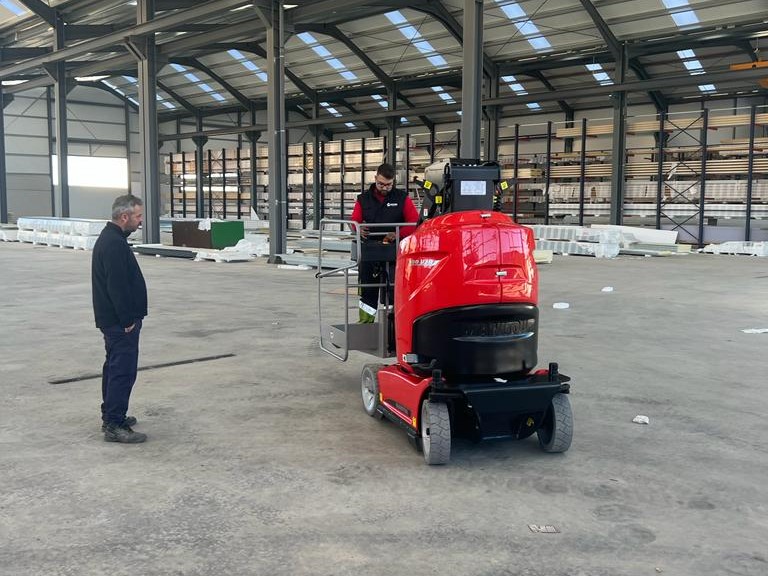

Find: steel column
[0,84,6,224]
[655,113,665,230]
[312,126,321,229]
[46,86,55,215]
[610,43,628,225]
[135,0,160,243]
[52,16,70,217]
[386,85,397,169]
[745,105,756,241]
[512,123,519,221]
[578,117,587,226]
[484,74,499,161]
[266,0,287,261]
[460,0,482,159]
[193,115,206,217]
[545,121,552,225]
[697,108,708,247]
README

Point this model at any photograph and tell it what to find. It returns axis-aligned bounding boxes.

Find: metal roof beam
[0,47,50,62]
[64,25,118,40]
[0,0,266,79]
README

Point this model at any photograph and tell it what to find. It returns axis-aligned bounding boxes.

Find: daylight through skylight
[118,76,176,109]
[585,63,613,86]
[0,0,26,17]
[665,3,714,94]
[501,74,542,110]
[296,32,359,82]
[384,11,448,69]
[661,0,700,28]
[493,1,552,52]
[169,63,226,102]
[227,50,268,82]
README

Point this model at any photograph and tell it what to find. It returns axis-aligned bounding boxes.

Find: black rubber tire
[421,401,451,465]
[537,393,573,453]
[361,364,385,419]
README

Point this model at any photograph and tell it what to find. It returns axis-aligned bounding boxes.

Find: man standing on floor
[92,194,148,443]
[350,163,419,323]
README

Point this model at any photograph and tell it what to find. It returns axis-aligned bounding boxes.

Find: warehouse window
[296,32,359,82]
[384,11,448,69]
[51,156,129,189]
[493,1,552,52]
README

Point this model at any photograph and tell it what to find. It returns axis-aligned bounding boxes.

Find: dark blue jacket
[91,222,147,329]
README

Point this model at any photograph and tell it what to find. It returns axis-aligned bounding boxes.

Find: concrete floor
[1,241,767,576]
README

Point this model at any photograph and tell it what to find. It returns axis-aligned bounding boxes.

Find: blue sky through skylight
[296,32,359,82]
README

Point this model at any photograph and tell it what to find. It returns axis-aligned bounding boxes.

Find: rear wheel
[361,364,384,419]
[537,393,573,453]
[421,400,451,465]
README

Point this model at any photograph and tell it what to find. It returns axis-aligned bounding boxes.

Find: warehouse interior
[1,1,767,575]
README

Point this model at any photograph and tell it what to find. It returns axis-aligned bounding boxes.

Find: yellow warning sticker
[435,195,443,204]
[424,180,432,189]
[412,416,417,428]
[500,180,509,190]
[527,417,534,427]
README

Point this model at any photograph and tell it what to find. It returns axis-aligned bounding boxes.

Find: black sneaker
[103,423,147,444]
[101,416,137,432]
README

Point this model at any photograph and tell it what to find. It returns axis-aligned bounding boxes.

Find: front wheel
[421,400,451,465]
[537,393,573,453]
[361,364,384,419]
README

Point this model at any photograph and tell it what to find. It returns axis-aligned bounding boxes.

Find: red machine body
[376,210,547,435]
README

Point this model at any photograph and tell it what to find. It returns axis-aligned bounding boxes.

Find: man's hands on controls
[383,232,396,243]
[359,225,369,239]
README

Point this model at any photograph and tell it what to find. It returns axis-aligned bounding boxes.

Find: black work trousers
[359,260,395,313]
[100,319,142,426]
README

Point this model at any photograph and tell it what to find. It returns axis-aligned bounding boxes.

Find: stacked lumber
[555,113,768,138]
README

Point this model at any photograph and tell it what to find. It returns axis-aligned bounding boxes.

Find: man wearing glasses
[350,163,419,323]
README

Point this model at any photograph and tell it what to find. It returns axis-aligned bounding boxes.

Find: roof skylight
[493,1,552,52]
[585,63,614,86]
[432,86,456,105]
[227,49,268,82]
[675,49,716,93]
[501,74,543,110]
[169,63,226,102]
[0,0,26,17]
[661,0,700,28]
[115,77,176,109]
[320,101,342,118]
[371,94,389,109]
[296,32,359,82]
[384,11,448,69]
